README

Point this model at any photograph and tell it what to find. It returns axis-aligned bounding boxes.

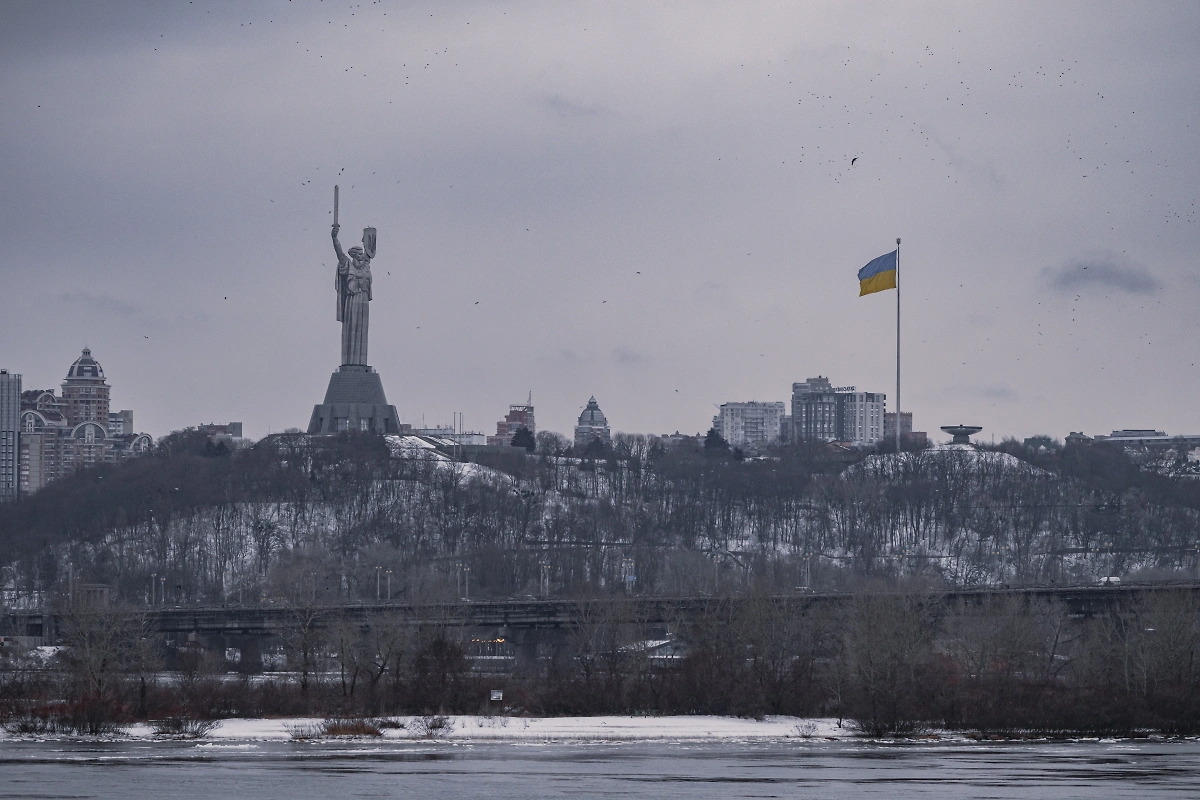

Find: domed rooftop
[66,347,105,381]
[577,396,608,427]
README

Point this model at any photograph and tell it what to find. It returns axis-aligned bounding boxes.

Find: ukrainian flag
[858,250,897,296]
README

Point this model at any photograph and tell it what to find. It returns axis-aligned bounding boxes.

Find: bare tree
[58,604,147,734]
[839,591,938,735]
[1132,590,1200,732]
[331,610,412,713]
[739,593,830,715]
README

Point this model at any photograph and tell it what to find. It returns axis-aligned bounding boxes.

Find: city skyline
[2,2,1197,441]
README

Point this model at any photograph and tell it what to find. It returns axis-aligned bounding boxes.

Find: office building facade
[486,400,536,447]
[840,391,885,445]
[712,401,786,449]
[791,376,885,446]
[792,377,840,441]
[883,411,912,440]
[108,409,134,437]
[0,370,19,502]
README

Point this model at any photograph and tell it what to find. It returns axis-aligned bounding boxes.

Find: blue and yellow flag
[858,250,897,296]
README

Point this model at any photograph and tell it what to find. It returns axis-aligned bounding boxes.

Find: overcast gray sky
[2,1,1197,442]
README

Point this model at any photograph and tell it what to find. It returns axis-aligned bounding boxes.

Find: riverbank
[2,715,850,742]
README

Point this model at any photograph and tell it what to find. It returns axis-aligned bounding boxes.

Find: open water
[2,739,1198,799]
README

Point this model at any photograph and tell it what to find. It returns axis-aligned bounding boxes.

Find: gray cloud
[58,292,143,318]
[948,383,1019,401]
[977,384,1018,401]
[612,346,647,365]
[539,348,593,366]
[1042,253,1159,294]
[541,93,605,119]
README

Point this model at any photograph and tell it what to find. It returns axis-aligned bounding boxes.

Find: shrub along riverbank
[3,588,1198,737]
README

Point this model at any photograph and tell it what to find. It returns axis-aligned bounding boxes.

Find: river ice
[1,726,1198,799]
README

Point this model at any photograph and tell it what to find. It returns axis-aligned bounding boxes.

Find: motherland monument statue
[307,185,402,435]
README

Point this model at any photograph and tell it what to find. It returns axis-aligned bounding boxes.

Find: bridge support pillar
[514,641,539,669]
[235,635,263,674]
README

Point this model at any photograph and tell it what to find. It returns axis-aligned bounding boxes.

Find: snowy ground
[5,716,855,743]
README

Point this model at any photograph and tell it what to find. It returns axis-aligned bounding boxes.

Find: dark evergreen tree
[510,426,536,452]
[703,427,729,455]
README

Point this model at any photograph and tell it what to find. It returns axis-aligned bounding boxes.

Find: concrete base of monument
[307,365,401,434]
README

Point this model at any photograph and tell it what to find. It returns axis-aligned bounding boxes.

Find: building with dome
[574,396,612,451]
[16,348,151,495]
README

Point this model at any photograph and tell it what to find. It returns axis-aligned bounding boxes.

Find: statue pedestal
[307,365,401,434]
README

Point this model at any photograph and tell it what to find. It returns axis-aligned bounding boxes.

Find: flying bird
[851,157,858,165]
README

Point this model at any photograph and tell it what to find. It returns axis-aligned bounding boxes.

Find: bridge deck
[7,584,1198,638]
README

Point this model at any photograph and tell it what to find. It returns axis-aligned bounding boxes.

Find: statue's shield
[362,227,377,259]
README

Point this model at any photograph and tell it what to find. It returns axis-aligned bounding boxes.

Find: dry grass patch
[321,717,384,737]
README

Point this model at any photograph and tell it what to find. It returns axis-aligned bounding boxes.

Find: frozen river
[3,738,1199,799]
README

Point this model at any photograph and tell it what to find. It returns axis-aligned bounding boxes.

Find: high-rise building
[792,377,839,441]
[883,411,928,447]
[0,369,19,502]
[61,348,110,427]
[108,409,134,437]
[791,377,885,446]
[18,349,151,494]
[574,396,611,450]
[883,411,912,440]
[712,401,786,449]
[18,389,70,492]
[487,397,536,447]
[839,391,885,445]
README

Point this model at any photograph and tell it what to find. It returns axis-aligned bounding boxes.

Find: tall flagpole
[895,237,901,452]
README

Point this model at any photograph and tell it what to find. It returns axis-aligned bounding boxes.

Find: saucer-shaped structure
[940,424,982,444]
